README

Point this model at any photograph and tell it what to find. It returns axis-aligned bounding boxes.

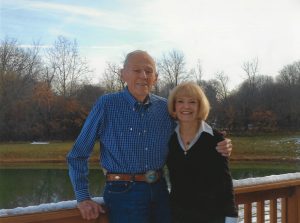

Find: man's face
[121,52,157,102]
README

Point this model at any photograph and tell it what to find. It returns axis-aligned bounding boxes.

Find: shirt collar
[175,121,214,151]
[200,121,214,136]
[122,87,152,109]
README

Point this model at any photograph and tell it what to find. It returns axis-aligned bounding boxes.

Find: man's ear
[153,72,158,84]
[120,68,126,82]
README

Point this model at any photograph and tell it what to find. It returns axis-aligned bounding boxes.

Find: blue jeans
[103,179,171,223]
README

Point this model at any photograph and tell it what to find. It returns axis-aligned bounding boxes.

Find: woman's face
[174,95,199,123]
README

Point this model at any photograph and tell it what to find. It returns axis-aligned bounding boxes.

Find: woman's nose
[183,102,189,108]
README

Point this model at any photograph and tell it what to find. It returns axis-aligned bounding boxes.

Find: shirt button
[130,128,133,131]
[145,147,148,151]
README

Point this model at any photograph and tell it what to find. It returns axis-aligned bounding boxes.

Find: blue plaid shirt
[67,88,176,202]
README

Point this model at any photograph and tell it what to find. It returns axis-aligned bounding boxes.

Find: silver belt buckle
[145,170,158,183]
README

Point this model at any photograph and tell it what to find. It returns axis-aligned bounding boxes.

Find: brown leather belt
[106,170,162,183]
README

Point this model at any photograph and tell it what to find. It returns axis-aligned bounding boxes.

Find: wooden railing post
[269,199,277,223]
[281,198,287,223]
[286,186,300,223]
[256,201,265,223]
[244,203,252,223]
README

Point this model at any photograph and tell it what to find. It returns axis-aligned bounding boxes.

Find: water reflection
[0,162,299,209]
[0,169,105,209]
[230,161,300,179]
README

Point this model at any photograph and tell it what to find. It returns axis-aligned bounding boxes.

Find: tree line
[0,36,299,141]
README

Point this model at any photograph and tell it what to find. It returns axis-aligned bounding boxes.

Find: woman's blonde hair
[168,82,210,121]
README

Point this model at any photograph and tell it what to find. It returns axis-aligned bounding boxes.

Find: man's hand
[77,199,106,220]
[216,138,232,157]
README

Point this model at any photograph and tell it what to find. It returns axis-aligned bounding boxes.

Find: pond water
[0,161,299,209]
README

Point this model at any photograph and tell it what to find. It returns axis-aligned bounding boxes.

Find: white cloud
[5,0,136,31]
[26,1,104,17]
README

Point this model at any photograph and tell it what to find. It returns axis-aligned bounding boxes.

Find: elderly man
[67,50,232,223]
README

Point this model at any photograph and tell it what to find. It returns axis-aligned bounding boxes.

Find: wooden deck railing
[0,208,109,223]
[234,176,300,223]
[1,174,300,223]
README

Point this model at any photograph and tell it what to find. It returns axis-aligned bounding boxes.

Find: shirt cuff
[75,188,91,202]
[225,216,239,223]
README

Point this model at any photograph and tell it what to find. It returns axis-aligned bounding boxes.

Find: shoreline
[0,157,299,164]
[0,158,99,163]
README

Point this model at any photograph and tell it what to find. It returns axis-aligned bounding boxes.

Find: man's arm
[67,98,106,220]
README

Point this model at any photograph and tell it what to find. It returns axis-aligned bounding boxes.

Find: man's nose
[138,70,147,78]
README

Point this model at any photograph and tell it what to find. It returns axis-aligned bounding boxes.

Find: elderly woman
[166,82,238,223]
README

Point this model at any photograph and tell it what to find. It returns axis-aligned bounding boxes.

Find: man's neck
[136,95,150,104]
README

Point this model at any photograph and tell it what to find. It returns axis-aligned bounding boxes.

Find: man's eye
[145,70,153,74]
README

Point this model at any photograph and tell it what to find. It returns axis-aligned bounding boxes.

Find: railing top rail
[0,197,104,218]
[235,178,300,194]
[233,172,300,188]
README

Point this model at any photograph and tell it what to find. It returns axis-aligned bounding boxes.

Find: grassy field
[0,141,100,163]
[0,133,299,163]
[230,134,300,161]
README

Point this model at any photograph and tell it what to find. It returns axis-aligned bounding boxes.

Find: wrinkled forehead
[124,52,156,70]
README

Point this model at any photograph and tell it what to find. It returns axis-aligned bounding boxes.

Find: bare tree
[41,66,55,89]
[0,38,41,88]
[242,57,260,91]
[0,38,42,104]
[101,62,124,93]
[190,59,203,84]
[45,36,90,97]
[236,58,261,130]
[277,61,300,86]
[214,71,229,102]
[275,61,300,128]
[157,49,188,90]
[0,37,42,140]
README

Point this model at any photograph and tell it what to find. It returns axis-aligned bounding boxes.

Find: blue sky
[1,0,300,89]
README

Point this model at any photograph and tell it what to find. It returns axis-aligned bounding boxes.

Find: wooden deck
[1,174,300,223]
